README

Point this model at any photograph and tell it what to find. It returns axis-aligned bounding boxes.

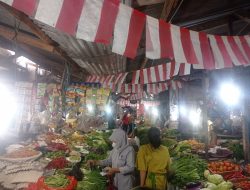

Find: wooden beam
[0,36,84,79]
[137,0,164,6]
[0,2,88,75]
[0,25,56,53]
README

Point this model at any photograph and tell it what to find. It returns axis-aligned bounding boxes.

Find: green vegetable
[77,170,106,190]
[207,174,224,185]
[45,151,66,159]
[217,181,233,190]
[205,182,217,190]
[169,154,207,187]
[44,174,69,188]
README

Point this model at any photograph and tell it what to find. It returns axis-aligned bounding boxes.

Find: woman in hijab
[87,129,135,190]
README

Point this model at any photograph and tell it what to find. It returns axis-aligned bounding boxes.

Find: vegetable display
[170,154,207,187]
[46,157,69,170]
[45,151,66,159]
[77,170,106,190]
[202,170,233,190]
[234,180,250,190]
[223,172,246,180]
[208,161,240,174]
[44,174,70,188]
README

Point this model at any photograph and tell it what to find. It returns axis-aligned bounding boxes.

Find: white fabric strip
[234,36,250,63]
[190,31,204,69]
[158,65,164,81]
[112,4,132,55]
[222,36,241,66]
[166,62,171,79]
[174,62,180,76]
[170,25,187,64]
[143,69,148,84]
[35,0,64,27]
[76,0,103,41]
[133,70,140,84]
[146,16,161,59]
[208,35,224,69]
[150,67,156,82]
[2,0,13,5]
[184,63,191,75]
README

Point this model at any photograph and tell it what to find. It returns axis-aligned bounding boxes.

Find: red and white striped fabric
[112,4,145,59]
[146,16,214,68]
[124,84,132,93]
[103,75,115,85]
[116,83,124,93]
[99,76,106,84]
[146,84,159,94]
[132,84,143,93]
[158,83,168,93]
[208,35,249,69]
[86,76,100,83]
[170,81,182,90]
[131,70,140,84]
[2,0,120,39]
[130,93,143,101]
[142,101,160,106]
[113,72,128,85]
[234,36,250,64]
[177,63,191,76]
[140,64,168,84]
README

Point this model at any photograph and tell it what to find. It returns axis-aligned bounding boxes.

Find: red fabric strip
[227,36,248,65]
[179,63,185,76]
[239,36,250,61]
[124,9,145,59]
[215,36,233,68]
[180,28,199,64]
[147,68,152,83]
[159,20,174,59]
[154,65,161,82]
[56,0,84,35]
[199,32,215,70]
[13,0,37,16]
[95,0,120,44]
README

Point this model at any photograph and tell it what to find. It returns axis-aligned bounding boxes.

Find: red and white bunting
[86,76,100,83]
[146,84,159,94]
[116,83,124,93]
[234,36,250,64]
[146,16,215,68]
[76,0,119,43]
[124,84,132,93]
[139,63,168,84]
[132,84,142,93]
[178,63,191,76]
[209,35,249,69]
[113,72,128,85]
[131,70,140,84]
[103,75,115,85]
[99,76,106,84]
[170,81,182,90]
[158,83,168,93]
[112,4,145,59]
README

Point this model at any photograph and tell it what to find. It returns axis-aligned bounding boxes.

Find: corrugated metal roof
[35,20,127,76]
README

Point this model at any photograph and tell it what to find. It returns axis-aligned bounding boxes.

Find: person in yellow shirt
[137,127,171,190]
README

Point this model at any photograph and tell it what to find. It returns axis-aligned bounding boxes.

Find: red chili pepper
[45,157,69,170]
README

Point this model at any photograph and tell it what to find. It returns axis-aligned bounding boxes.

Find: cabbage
[205,182,217,190]
[217,181,233,190]
[207,174,224,185]
[204,170,210,178]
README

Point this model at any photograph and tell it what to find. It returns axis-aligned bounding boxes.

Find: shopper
[87,129,135,190]
[137,127,171,190]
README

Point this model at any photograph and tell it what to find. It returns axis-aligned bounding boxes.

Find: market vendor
[137,127,171,190]
[87,129,135,190]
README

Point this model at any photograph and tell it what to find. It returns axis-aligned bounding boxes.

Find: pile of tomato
[235,181,250,190]
[208,161,241,173]
[245,164,250,174]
